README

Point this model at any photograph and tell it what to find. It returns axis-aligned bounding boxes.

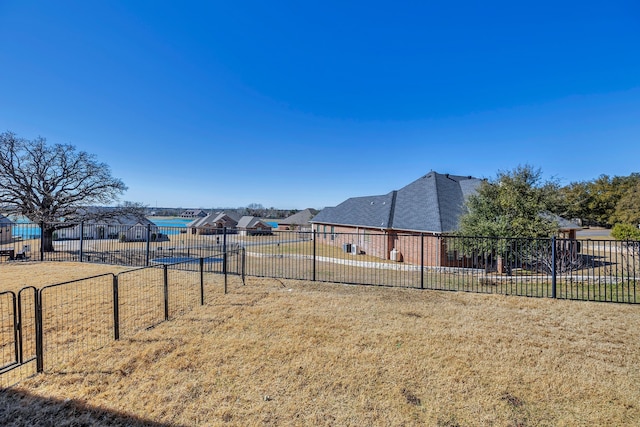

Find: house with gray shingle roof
[277,208,317,231]
[54,212,161,242]
[187,212,238,235]
[180,209,208,218]
[237,216,272,236]
[310,172,483,266]
[0,214,14,244]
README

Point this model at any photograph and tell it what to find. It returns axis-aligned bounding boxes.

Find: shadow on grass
[0,387,180,427]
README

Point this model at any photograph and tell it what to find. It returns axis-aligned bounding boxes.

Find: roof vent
[370,201,374,205]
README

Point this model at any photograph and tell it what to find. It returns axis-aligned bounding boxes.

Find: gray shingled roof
[237,216,270,229]
[0,214,14,226]
[187,212,238,228]
[541,212,582,230]
[279,208,316,226]
[311,172,482,233]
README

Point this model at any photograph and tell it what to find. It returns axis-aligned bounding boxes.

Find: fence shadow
[0,387,180,426]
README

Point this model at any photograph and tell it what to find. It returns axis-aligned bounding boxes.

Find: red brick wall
[311,224,448,266]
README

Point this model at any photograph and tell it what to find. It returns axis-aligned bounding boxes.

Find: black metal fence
[1,221,639,386]
[0,257,244,387]
[1,222,639,304]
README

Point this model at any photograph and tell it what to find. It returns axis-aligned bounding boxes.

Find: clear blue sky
[1,1,639,210]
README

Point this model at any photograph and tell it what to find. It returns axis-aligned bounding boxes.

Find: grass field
[1,263,640,426]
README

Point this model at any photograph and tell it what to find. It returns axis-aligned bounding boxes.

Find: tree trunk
[42,226,55,252]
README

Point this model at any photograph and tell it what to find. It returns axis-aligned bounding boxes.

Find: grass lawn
[1,263,639,426]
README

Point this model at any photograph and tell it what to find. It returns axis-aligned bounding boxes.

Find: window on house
[331,226,335,241]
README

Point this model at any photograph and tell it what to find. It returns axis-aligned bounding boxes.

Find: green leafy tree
[454,166,566,275]
[559,181,592,224]
[458,165,560,238]
[610,178,640,226]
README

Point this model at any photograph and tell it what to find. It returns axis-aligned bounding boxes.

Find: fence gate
[0,287,39,385]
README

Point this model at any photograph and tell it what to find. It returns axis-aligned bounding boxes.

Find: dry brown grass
[0,262,131,293]
[1,263,640,426]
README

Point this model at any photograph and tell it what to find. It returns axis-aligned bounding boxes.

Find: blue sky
[1,1,639,210]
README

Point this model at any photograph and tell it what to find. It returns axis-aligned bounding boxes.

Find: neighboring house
[544,213,582,239]
[311,171,582,268]
[311,172,482,266]
[54,214,162,242]
[187,212,238,235]
[276,208,317,231]
[180,209,208,218]
[0,215,14,244]
[237,216,273,236]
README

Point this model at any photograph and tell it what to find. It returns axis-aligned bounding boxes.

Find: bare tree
[0,131,139,251]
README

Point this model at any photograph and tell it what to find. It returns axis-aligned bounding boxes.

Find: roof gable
[0,215,14,226]
[237,216,270,229]
[187,212,238,228]
[312,193,395,228]
[312,172,482,233]
[279,208,316,225]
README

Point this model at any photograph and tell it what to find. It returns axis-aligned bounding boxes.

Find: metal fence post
[420,233,425,289]
[163,264,169,320]
[79,222,84,262]
[223,227,227,294]
[200,257,204,305]
[39,222,44,261]
[313,230,317,281]
[112,274,120,340]
[145,223,151,267]
[551,236,557,298]
[35,290,44,373]
[241,247,246,285]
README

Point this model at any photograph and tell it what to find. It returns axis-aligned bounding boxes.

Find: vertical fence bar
[79,222,84,262]
[223,227,228,295]
[312,230,317,282]
[145,224,151,267]
[112,275,120,340]
[35,290,44,373]
[420,233,425,289]
[551,236,557,299]
[39,222,44,261]
[241,247,246,285]
[163,264,169,320]
[200,257,205,305]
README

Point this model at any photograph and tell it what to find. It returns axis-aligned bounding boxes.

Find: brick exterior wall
[311,223,455,267]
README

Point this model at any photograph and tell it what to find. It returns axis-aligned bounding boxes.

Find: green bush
[611,223,640,241]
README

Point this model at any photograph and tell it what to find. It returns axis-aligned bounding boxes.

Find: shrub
[611,223,640,241]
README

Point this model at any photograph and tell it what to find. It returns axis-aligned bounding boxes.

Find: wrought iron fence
[1,221,639,386]
[1,222,638,303]
[0,257,244,387]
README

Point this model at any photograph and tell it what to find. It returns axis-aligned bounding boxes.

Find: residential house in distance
[311,171,582,267]
[276,208,317,231]
[311,172,482,266]
[180,209,208,218]
[237,216,273,236]
[55,214,162,242]
[187,212,239,235]
[0,215,14,244]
